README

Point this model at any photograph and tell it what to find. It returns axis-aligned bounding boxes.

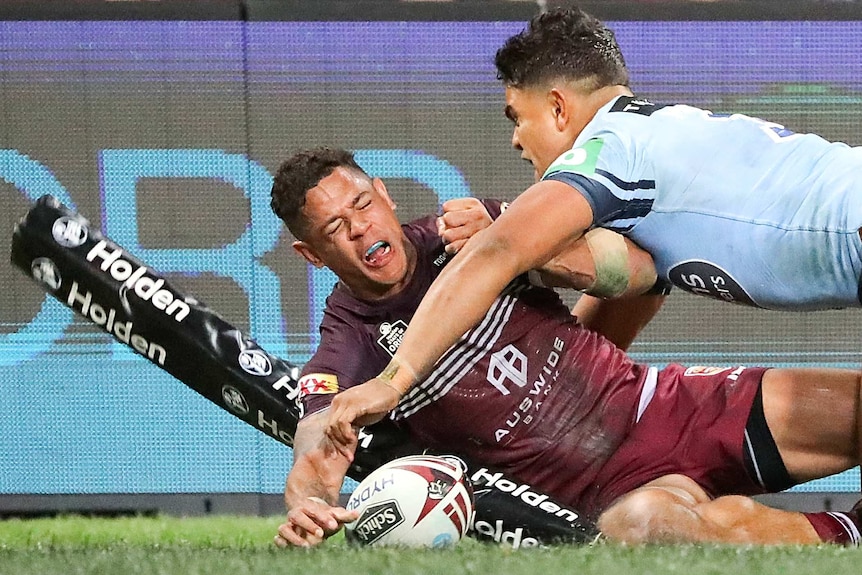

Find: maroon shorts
[583,364,769,518]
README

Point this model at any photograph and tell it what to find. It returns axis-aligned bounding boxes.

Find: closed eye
[504,105,518,126]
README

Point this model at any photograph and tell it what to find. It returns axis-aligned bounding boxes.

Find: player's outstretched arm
[276,410,358,548]
[325,179,595,447]
[437,199,663,350]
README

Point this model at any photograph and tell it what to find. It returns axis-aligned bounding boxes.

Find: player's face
[504,85,576,180]
[293,167,416,301]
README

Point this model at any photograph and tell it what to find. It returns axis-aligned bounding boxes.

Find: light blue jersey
[543,95,862,310]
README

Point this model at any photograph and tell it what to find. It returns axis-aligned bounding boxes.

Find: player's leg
[760,367,862,544]
[598,367,862,545]
[597,474,821,544]
[761,367,860,482]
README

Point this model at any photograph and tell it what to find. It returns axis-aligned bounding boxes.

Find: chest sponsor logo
[52,216,88,248]
[491,338,564,443]
[377,320,408,356]
[668,260,757,307]
[298,373,339,397]
[487,345,528,396]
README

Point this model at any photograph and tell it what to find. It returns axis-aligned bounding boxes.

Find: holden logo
[30,257,62,291]
[238,349,272,376]
[221,385,249,415]
[51,216,88,248]
[668,260,757,307]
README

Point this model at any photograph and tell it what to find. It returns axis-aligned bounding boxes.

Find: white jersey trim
[635,366,658,424]
[392,282,526,420]
[828,512,861,546]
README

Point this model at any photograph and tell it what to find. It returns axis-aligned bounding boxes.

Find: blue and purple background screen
[1,20,860,495]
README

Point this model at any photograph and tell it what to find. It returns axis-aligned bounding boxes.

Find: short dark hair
[495,6,628,90]
[270,147,367,239]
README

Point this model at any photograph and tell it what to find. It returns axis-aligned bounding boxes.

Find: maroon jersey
[300,204,764,519]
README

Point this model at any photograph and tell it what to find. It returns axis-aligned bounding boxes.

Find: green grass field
[0,515,858,575]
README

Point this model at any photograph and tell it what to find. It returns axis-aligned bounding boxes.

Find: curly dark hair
[495,6,628,90]
[270,147,367,239]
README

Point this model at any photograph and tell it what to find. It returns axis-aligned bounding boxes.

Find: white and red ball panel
[344,454,475,547]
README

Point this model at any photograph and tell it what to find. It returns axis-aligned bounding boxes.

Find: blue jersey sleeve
[542,133,657,232]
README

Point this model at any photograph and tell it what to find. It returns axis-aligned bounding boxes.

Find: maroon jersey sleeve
[298,322,367,417]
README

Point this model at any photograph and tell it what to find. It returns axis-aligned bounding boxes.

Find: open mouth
[364,240,391,266]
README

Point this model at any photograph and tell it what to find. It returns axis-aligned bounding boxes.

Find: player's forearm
[540,230,658,298]
[384,237,522,394]
[285,415,352,509]
[535,237,597,290]
[385,180,594,395]
[285,463,342,509]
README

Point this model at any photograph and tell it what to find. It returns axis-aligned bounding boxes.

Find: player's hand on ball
[437,197,493,254]
[274,497,358,548]
[326,378,403,458]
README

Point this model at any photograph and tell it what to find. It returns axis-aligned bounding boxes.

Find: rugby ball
[344,454,475,548]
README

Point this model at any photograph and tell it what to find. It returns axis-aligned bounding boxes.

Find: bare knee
[599,491,808,545]
[598,487,695,544]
